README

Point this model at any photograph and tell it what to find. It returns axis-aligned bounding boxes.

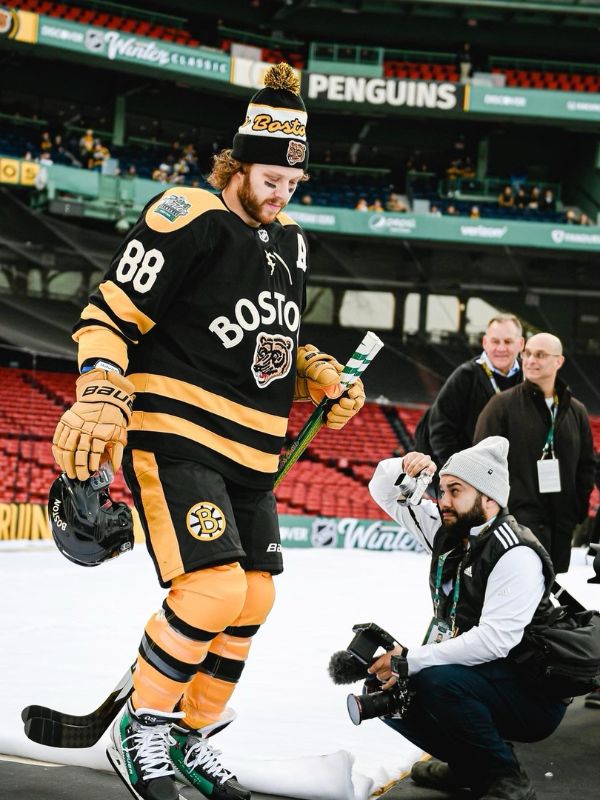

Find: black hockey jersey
[73,187,309,489]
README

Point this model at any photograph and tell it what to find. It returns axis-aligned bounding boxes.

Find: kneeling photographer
[363,437,569,800]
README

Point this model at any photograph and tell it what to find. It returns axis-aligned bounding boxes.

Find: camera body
[394,470,432,505]
[347,622,397,664]
[328,622,411,726]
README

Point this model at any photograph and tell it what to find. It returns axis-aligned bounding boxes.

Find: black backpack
[510,582,600,698]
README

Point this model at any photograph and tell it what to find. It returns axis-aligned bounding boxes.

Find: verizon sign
[305,73,462,110]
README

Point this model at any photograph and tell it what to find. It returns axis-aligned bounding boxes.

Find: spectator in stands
[91,140,111,170]
[469,205,481,219]
[369,198,385,212]
[457,42,473,83]
[539,189,556,213]
[579,213,593,226]
[151,166,169,182]
[38,151,53,166]
[40,131,52,153]
[386,193,408,213]
[355,197,369,212]
[429,204,442,216]
[300,194,313,205]
[527,186,541,210]
[79,128,95,163]
[417,314,524,468]
[514,187,528,210]
[368,437,568,800]
[497,186,514,208]
[445,204,459,216]
[474,332,594,573]
[565,209,578,224]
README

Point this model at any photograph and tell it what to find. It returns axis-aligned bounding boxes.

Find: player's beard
[238,171,285,225]
[441,492,487,542]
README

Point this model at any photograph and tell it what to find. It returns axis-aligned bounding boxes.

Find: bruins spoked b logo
[186,502,226,541]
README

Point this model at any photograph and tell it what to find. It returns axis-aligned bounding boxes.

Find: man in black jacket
[422,314,524,467]
[474,332,594,573]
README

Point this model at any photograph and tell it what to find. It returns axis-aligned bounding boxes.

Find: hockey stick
[275,330,384,488]
[22,331,384,748]
[21,663,135,748]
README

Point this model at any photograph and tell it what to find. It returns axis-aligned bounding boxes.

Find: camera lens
[347,693,363,726]
[346,688,398,725]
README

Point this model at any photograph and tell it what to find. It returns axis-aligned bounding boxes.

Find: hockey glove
[52,369,135,481]
[325,378,365,430]
[294,344,344,404]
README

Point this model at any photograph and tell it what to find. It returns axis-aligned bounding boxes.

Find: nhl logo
[85,29,106,52]
[258,228,269,243]
[286,140,306,166]
[311,518,338,548]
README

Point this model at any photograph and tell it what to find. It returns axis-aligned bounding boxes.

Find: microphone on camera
[328,650,371,684]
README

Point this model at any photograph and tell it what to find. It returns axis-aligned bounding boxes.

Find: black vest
[428,511,556,644]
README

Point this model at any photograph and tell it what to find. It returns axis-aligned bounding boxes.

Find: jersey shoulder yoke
[145,187,227,233]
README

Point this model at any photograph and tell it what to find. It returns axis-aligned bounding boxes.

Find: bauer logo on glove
[52,368,135,482]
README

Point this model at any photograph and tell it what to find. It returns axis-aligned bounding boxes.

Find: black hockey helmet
[48,470,134,567]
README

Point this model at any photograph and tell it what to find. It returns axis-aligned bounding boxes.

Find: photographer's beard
[441,492,487,543]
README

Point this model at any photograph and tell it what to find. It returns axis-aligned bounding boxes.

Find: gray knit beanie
[439,436,510,507]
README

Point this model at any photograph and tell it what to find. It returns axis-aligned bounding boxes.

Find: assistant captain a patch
[154,194,192,223]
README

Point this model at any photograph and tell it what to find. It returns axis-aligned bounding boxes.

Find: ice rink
[0,539,598,799]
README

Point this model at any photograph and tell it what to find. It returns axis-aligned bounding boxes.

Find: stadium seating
[5,1,599,95]
[0,366,414,518]
[1,365,598,520]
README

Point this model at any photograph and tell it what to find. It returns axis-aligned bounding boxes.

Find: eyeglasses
[522,350,561,361]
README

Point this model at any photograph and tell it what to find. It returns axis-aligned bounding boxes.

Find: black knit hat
[232,63,308,170]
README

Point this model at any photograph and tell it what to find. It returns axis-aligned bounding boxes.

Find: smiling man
[420,314,524,467]
[50,63,365,800]
[474,332,594,574]
[368,438,568,800]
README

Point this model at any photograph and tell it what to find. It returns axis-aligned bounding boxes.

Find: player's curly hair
[207,148,310,191]
[207,149,243,191]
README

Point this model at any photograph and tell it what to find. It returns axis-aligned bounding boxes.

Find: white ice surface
[0,541,597,798]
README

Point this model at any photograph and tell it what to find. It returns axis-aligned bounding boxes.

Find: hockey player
[51,64,365,800]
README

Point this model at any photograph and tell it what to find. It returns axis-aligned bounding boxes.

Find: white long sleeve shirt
[369,457,545,675]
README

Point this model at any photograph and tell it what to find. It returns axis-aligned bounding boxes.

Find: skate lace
[124,723,174,780]
[183,738,234,784]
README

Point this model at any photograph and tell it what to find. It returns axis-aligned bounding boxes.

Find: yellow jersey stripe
[129,411,279,474]
[80,302,124,334]
[145,187,227,233]
[132,450,184,579]
[99,280,156,334]
[128,373,288,437]
[73,325,129,372]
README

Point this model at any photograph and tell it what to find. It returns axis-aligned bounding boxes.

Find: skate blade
[106,742,186,800]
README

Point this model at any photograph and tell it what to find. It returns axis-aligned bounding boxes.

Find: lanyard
[542,393,559,457]
[477,358,501,394]
[433,547,469,634]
